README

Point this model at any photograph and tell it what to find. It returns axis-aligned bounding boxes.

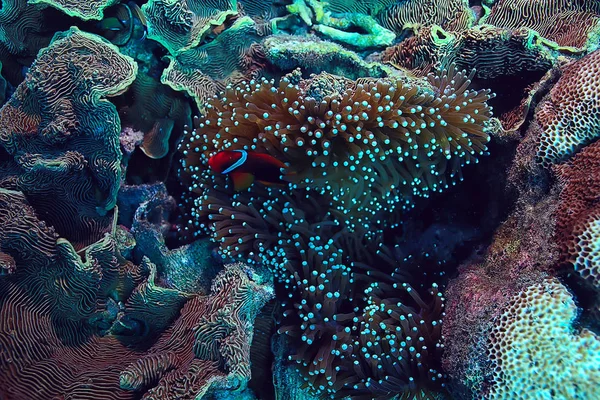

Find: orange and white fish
[208,150,289,191]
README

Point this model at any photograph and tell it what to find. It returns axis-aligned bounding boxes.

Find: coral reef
[3,2,600,400]
[0,187,272,399]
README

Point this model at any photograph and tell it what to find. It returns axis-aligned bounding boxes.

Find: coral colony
[2,1,600,400]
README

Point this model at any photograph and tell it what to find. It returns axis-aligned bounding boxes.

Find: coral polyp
[181,67,493,232]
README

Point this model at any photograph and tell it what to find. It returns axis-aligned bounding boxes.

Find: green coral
[28,0,119,20]
[287,0,396,48]
[161,16,266,111]
[263,34,398,78]
[141,0,238,55]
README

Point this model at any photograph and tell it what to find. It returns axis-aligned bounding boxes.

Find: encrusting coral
[554,139,600,300]
[0,27,137,250]
[487,278,600,399]
[533,50,600,167]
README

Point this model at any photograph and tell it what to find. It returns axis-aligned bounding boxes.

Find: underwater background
[1,0,600,399]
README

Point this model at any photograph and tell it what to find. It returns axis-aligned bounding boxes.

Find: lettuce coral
[0,188,273,399]
[381,25,556,80]
[161,16,269,113]
[0,27,137,249]
[141,0,238,55]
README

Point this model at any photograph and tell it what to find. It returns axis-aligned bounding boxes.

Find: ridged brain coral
[0,187,273,399]
[181,68,493,231]
[534,50,600,167]
[482,0,600,51]
[487,278,600,399]
[28,0,118,20]
[0,27,137,250]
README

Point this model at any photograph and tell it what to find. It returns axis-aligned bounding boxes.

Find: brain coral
[0,188,273,399]
[482,0,600,51]
[0,27,137,249]
[141,0,237,55]
[181,67,493,231]
[161,16,269,113]
[28,0,118,20]
[487,277,600,399]
[533,50,600,168]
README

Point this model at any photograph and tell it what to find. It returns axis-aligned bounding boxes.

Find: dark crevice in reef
[388,137,519,290]
[472,70,548,119]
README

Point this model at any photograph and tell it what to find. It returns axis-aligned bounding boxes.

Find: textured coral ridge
[0,188,273,399]
[535,50,600,167]
[0,27,137,249]
[487,278,600,399]
[382,25,556,80]
[482,0,600,50]
[142,0,237,55]
[28,0,119,20]
[182,68,493,231]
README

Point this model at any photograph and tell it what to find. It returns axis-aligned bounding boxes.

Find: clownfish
[208,150,289,191]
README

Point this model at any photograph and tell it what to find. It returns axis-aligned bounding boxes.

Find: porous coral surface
[487,278,600,399]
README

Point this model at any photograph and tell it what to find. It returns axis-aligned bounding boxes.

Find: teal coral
[161,16,268,112]
[141,0,238,55]
[28,0,119,20]
[287,0,396,49]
